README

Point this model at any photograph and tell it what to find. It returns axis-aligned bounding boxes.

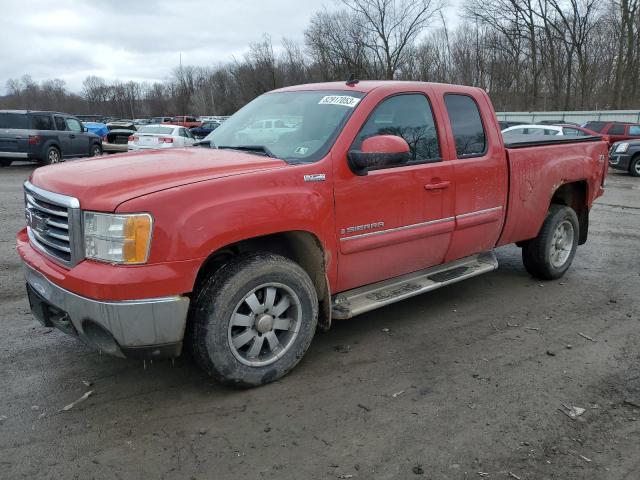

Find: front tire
[190,253,318,387]
[0,159,12,167]
[91,144,103,157]
[630,155,640,177]
[522,205,579,280]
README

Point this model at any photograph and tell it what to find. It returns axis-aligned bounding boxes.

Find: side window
[353,94,441,163]
[444,94,487,157]
[54,116,67,131]
[629,125,640,135]
[274,120,286,128]
[31,115,54,130]
[66,118,82,133]
[525,128,543,135]
[607,124,625,135]
[264,120,273,129]
[507,128,525,135]
[185,128,194,139]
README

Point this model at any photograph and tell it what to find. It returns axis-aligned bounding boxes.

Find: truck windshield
[203,90,365,162]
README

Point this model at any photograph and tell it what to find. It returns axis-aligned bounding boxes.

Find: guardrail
[496,110,640,124]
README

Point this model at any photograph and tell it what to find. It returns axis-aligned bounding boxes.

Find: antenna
[346,73,359,86]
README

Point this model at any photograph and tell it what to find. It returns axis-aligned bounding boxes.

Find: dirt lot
[0,162,639,480]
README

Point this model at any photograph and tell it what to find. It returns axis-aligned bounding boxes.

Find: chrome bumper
[24,265,190,359]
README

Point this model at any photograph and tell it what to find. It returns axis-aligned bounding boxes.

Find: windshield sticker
[318,95,361,108]
[294,146,309,155]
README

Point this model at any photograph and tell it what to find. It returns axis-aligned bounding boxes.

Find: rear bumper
[25,264,190,359]
[0,152,29,159]
[102,143,128,153]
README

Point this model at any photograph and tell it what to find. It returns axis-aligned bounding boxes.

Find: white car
[501,124,564,136]
[128,124,196,151]
[235,118,297,144]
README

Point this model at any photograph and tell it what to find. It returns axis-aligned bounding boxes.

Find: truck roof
[273,80,483,94]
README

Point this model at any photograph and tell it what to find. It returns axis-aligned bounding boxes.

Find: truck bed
[497,135,608,246]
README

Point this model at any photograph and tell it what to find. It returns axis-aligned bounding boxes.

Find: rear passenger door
[605,123,626,143]
[440,93,508,262]
[53,115,73,156]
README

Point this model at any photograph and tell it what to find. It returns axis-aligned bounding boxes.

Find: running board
[331,252,498,319]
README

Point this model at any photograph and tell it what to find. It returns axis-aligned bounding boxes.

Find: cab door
[333,90,455,292]
[438,91,508,262]
[53,115,73,156]
[65,117,90,157]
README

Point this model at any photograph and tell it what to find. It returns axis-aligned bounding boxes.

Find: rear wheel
[522,205,579,280]
[42,146,61,165]
[630,154,640,177]
[91,144,103,157]
[190,252,318,387]
[0,159,12,167]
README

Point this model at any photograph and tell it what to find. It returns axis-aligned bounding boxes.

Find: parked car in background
[502,124,563,136]
[128,124,196,150]
[582,121,640,146]
[103,129,135,154]
[76,114,109,123]
[502,124,599,137]
[0,110,102,166]
[538,120,580,126]
[83,122,109,137]
[150,116,173,124]
[107,119,137,131]
[134,118,151,126]
[190,121,220,139]
[609,139,640,177]
[235,118,298,144]
[166,116,202,128]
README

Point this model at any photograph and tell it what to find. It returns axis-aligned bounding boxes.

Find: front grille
[24,182,83,267]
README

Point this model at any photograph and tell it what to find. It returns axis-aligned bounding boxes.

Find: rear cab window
[444,94,487,158]
[629,125,640,136]
[352,93,441,164]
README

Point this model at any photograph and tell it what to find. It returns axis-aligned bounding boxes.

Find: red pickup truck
[17,81,608,387]
[164,115,202,129]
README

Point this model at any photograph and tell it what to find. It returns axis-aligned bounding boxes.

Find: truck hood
[30,148,288,211]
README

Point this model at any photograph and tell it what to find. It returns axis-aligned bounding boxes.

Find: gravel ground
[0,162,639,479]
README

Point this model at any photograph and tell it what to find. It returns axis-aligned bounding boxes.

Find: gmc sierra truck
[17,81,608,387]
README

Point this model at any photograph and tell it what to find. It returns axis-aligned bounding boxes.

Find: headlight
[83,212,153,264]
[615,143,629,153]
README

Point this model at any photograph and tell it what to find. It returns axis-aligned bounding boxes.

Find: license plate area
[26,283,77,336]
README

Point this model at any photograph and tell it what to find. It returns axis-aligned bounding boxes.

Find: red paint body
[17,81,608,303]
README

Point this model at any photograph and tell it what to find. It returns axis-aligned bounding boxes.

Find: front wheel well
[192,231,331,329]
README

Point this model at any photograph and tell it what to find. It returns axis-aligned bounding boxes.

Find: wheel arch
[550,180,589,245]
[191,230,332,331]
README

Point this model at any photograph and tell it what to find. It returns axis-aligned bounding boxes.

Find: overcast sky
[0,0,460,94]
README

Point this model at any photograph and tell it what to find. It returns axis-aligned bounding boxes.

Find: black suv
[0,110,102,167]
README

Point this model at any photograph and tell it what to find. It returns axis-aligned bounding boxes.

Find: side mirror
[348,135,410,176]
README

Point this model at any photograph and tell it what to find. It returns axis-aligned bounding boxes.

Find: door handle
[424,180,450,191]
[69,134,76,138]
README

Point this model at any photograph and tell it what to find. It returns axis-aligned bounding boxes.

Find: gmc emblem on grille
[25,208,46,232]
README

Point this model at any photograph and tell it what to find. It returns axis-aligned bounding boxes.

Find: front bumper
[24,264,190,359]
[609,153,632,171]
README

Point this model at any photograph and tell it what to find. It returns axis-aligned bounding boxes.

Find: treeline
[1,0,639,117]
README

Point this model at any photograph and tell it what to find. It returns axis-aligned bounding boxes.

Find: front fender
[116,166,337,281]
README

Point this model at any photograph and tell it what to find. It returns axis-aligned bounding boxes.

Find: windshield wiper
[217,145,276,158]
